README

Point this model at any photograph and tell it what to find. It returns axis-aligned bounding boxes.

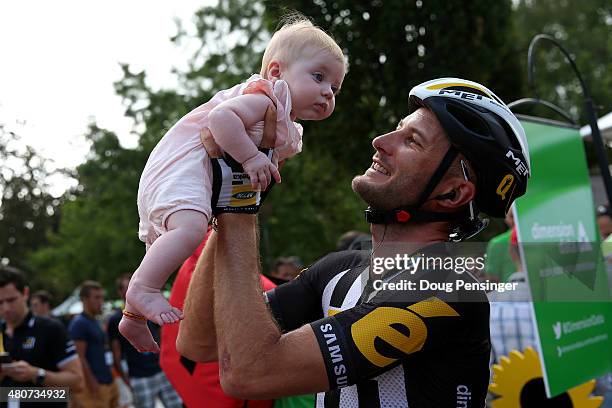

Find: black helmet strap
[364,146,466,225]
[416,146,459,207]
[364,207,472,224]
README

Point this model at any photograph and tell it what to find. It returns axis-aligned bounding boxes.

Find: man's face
[352,108,450,210]
[270,264,299,281]
[82,289,104,316]
[0,284,28,326]
[30,297,50,317]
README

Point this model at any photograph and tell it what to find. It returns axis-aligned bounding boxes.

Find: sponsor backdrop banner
[514,118,612,397]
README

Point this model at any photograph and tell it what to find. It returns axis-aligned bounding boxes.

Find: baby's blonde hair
[260,16,346,78]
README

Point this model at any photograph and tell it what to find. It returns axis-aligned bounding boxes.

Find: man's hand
[0,360,37,383]
[202,105,279,216]
[212,214,329,398]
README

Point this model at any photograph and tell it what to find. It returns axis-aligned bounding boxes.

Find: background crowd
[0,246,310,407]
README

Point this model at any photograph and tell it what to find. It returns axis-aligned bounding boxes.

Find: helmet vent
[446,103,490,137]
[446,86,489,99]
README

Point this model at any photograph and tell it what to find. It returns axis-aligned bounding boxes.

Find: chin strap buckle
[395,210,411,223]
[365,207,414,224]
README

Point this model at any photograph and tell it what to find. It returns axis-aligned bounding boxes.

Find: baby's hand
[242,151,281,190]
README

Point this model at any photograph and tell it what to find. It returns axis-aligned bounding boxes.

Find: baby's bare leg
[119,210,208,351]
[130,209,208,323]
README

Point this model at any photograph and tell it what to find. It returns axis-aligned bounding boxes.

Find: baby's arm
[208,93,280,189]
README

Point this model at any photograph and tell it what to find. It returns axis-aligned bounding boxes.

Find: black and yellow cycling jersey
[266,244,490,407]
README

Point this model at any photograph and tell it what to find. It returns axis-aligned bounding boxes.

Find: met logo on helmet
[437,88,508,111]
[438,89,484,101]
[505,150,529,176]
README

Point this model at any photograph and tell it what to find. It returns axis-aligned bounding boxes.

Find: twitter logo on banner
[553,321,562,340]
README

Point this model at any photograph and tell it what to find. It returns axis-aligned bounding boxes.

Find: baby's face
[281,49,345,121]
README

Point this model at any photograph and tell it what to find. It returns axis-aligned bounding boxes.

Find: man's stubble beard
[351,171,421,211]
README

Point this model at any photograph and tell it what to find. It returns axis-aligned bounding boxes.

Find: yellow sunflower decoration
[489,347,603,407]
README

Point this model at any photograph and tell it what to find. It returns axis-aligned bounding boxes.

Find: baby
[119,18,346,352]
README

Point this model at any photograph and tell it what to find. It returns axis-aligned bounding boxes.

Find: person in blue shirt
[69,280,119,408]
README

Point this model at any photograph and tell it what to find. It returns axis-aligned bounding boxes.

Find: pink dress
[137,74,303,245]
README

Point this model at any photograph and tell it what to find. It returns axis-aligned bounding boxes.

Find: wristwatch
[35,368,46,385]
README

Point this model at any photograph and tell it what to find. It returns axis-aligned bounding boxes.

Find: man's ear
[267,61,282,80]
[433,179,476,210]
[450,180,476,208]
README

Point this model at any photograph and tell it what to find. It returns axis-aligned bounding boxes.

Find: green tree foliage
[29,0,524,291]
[513,0,612,124]
[27,125,146,294]
[0,127,62,282]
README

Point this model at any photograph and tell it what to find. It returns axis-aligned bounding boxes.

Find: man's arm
[110,339,129,386]
[0,358,84,391]
[214,213,328,399]
[74,341,99,395]
[176,231,218,361]
[107,314,130,386]
[46,357,84,391]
